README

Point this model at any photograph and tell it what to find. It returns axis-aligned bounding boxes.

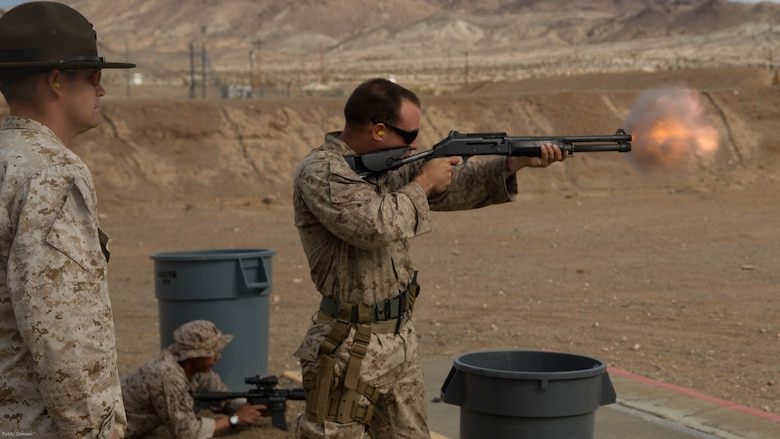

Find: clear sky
[0,0,24,9]
[0,0,21,8]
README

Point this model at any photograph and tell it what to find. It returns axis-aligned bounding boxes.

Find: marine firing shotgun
[192,375,305,431]
[345,129,632,178]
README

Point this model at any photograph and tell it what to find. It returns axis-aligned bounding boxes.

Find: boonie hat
[169,320,233,362]
[0,1,135,70]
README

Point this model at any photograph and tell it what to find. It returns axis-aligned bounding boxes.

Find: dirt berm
[63,67,778,212]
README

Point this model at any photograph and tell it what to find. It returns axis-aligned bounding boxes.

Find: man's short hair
[0,69,43,106]
[343,78,421,129]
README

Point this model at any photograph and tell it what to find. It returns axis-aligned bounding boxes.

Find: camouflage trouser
[293,320,430,439]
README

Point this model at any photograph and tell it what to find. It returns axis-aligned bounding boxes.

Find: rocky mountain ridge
[3,0,776,90]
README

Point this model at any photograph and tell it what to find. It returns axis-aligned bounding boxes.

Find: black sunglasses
[60,68,102,86]
[371,118,419,145]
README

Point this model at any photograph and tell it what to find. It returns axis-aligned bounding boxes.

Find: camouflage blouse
[121,348,242,439]
[0,116,125,438]
[292,132,517,361]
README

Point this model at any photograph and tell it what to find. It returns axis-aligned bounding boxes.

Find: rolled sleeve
[429,157,516,211]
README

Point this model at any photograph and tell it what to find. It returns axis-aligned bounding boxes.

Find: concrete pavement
[423,357,780,439]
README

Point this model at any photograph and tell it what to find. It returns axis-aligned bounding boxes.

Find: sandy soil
[5,66,777,437]
[105,184,780,439]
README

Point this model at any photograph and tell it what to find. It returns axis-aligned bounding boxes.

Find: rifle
[192,375,305,431]
[344,129,632,178]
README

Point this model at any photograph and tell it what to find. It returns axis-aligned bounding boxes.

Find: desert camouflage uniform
[292,133,517,438]
[121,348,243,439]
[0,116,125,437]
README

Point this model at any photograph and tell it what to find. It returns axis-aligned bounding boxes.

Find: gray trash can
[150,248,275,390]
[440,350,616,439]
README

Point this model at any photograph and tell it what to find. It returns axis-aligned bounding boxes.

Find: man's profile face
[374,99,421,157]
[189,352,221,374]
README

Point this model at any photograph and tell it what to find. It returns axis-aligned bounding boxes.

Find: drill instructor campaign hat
[0,1,135,70]
[169,320,234,362]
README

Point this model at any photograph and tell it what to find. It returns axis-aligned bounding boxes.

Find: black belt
[319,290,409,324]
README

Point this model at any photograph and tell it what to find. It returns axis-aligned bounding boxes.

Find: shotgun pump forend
[344,128,632,177]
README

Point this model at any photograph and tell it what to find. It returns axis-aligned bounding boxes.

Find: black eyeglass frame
[370,118,419,145]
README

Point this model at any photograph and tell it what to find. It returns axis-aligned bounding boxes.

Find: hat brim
[0,61,136,70]
[169,334,234,362]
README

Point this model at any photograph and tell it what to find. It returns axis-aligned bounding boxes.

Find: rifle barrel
[192,392,247,400]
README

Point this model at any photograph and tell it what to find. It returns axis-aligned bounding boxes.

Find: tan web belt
[318,290,410,324]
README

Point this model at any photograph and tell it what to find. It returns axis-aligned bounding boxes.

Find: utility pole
[124,37,131,99]
[251,39,263,98]
[200,26,207,100]
[256,41,262,88]
[189,42,195,99]
[249,49,255,98]
[446,49,451,82]
[464,50,469,86]
[201,43,206,99]
[319,43,325,84]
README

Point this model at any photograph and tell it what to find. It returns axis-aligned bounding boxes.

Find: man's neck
[10,107,72,146]
[178,360,195,381]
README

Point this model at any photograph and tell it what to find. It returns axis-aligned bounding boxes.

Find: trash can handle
[440,367,464,405]
[238,257,271,293]
[599,371,617,406]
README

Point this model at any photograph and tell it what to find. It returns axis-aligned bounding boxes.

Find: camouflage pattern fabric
[169,319,233,361]
[121,348,242,439]
[292,133,517,438]
[0,116,125,438]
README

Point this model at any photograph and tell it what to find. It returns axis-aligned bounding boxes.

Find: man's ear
[372,122,385,142]
[47,70,63,93]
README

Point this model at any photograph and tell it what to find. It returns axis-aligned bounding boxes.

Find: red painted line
[608,366,780,423]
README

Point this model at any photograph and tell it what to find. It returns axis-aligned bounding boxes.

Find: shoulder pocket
[46,182,105,276]
[329,159,374,204]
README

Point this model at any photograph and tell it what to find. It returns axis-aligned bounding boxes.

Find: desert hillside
[3,0,777,93]
[5,66,766,214]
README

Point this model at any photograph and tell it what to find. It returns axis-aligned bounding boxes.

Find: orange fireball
[624,85,720,173]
